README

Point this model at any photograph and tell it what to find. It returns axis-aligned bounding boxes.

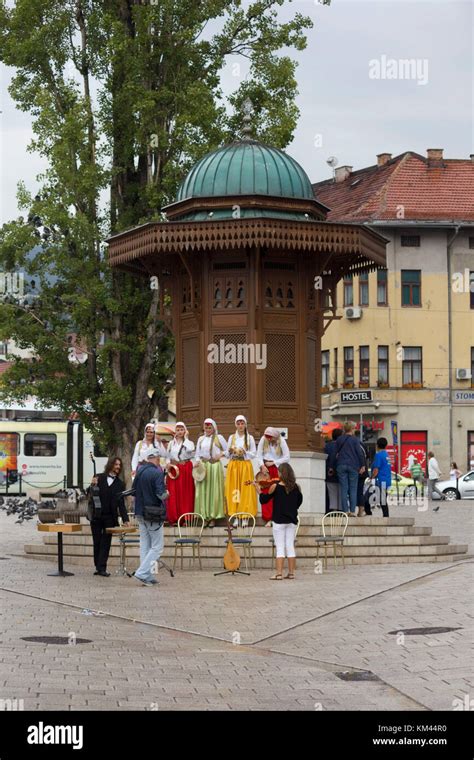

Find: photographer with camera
[132,449,169,587]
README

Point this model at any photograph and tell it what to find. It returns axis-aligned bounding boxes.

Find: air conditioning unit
[344,306,362,319]
[456,368,472,381]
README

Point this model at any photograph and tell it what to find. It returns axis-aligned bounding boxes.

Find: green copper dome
[177,140,314,203]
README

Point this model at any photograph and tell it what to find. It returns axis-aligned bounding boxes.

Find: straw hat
[192,461,207,482]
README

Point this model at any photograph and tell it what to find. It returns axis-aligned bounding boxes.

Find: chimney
[334,165,353,183]
[427,148,444,167]
[377,153,392,167]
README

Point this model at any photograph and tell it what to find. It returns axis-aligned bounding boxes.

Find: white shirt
[256,436,290,468]
[428,457,441,480]
[195,434,228,462]
[131,439,167,472]
[107,475,116,487]
[166,438,195,463]
[226,432,256,460]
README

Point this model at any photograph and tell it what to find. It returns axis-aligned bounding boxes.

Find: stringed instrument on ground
[223,498,241,572]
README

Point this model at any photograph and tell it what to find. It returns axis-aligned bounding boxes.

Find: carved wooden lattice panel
[265,334,296,402]
[213,275,247,310]
[182,336,199,406]
[212,333,247,403]
[307,337,316,405]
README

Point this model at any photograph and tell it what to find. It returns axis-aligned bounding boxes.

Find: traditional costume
[165,422,195,525]
[256,427,291,522]
[225,415,257,516]
[131,423,161,475]
[194,418,227,524]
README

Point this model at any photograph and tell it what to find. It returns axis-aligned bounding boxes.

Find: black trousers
[364,483,389,518]
[90,515,116,571]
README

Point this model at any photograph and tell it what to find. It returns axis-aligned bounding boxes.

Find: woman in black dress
[256,463,302,580]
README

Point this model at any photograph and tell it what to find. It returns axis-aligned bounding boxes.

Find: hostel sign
[340,390,373,404]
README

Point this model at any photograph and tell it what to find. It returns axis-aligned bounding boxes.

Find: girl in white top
[450,462,462,481]
[131,423,156,476]
[166,423,195,464]
[225,415,257,516]
[165,422,195,525]
[194,420,228,462]
[257,427,291,472]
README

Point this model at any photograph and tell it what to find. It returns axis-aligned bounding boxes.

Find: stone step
[39,533,448,548]
[22,546,470,568]
[24,540,468,560]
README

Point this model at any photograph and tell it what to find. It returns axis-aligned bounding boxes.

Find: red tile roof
[312,152,474,223]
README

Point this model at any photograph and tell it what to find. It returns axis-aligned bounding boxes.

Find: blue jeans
[337,464,359,513]
[135,516,164,581]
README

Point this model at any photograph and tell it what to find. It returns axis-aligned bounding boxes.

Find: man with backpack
[132,449,169,587]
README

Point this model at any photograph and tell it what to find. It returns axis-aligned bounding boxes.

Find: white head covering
[203,418,218,434]
[144,422,155,438]
[173,421,189,441]
[264,426,280,439]
[235,415,247,425]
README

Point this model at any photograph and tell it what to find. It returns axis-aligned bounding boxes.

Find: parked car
[386,473,420,500]
[432,470,474,501]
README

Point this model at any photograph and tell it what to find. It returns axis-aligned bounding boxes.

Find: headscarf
[202,418,223,452]
[143,422,155,440]
[235,415,247,425]
[173,421,189,441]
[263,427,282,457]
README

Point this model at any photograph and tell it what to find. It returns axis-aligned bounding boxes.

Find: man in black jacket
[89,457,129,577]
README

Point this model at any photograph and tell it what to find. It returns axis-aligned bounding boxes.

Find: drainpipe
[447,225,461,465]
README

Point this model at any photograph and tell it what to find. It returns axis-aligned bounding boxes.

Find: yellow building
[313,149,474,475]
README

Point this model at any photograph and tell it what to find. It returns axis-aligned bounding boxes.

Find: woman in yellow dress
[225,415,257,517]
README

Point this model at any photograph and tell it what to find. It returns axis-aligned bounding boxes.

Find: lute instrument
[222,498,241,572]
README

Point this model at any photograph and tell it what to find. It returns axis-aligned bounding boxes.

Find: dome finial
[241,98,254,140]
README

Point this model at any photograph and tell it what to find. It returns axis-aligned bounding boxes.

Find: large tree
[0,0,328,482]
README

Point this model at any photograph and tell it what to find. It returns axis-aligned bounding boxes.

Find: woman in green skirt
[193,418,228,528]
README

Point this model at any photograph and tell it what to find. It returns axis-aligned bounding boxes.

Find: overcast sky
[0,0,472,224]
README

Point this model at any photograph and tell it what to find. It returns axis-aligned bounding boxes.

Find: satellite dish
[326,156,339,168]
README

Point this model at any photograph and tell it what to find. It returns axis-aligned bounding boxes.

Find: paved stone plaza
[0,503,473,711]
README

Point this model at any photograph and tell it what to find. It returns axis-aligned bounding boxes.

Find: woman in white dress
[131,423,156,477]
[225,415,257,516]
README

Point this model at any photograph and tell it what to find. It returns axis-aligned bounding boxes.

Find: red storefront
[400,431,428,476]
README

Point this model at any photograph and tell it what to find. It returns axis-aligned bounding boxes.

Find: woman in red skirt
[165,422,195,525]
[256,427,291,526]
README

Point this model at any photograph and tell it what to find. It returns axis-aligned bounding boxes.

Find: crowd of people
[88,417,300,583]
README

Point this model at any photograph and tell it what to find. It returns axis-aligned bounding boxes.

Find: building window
[470,272,474,309]
[359,272,369,306]
[359,346,369,385]
[344,347,354,386]
[378,346,389,385]
[402,347,422,387]
[469,237,474,249]
[24,434,57,457]
[343,275,353,306]
[401,235,420,247]
[0,340,8,356]
[471,347,474,388]
[334,347,338,388]
[322,351,330,389]
[377,269,388,305]
[402,270,421,306]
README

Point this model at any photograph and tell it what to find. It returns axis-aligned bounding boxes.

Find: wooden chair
[315,511,348,569]
[173,513,205,570]
[270,515,301,568]
[226,512,256,571]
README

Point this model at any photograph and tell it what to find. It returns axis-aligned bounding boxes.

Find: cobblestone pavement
[0,504,473,711]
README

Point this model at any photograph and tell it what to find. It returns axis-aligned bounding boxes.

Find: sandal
[284,574,295,580]
[270,574,283,580]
